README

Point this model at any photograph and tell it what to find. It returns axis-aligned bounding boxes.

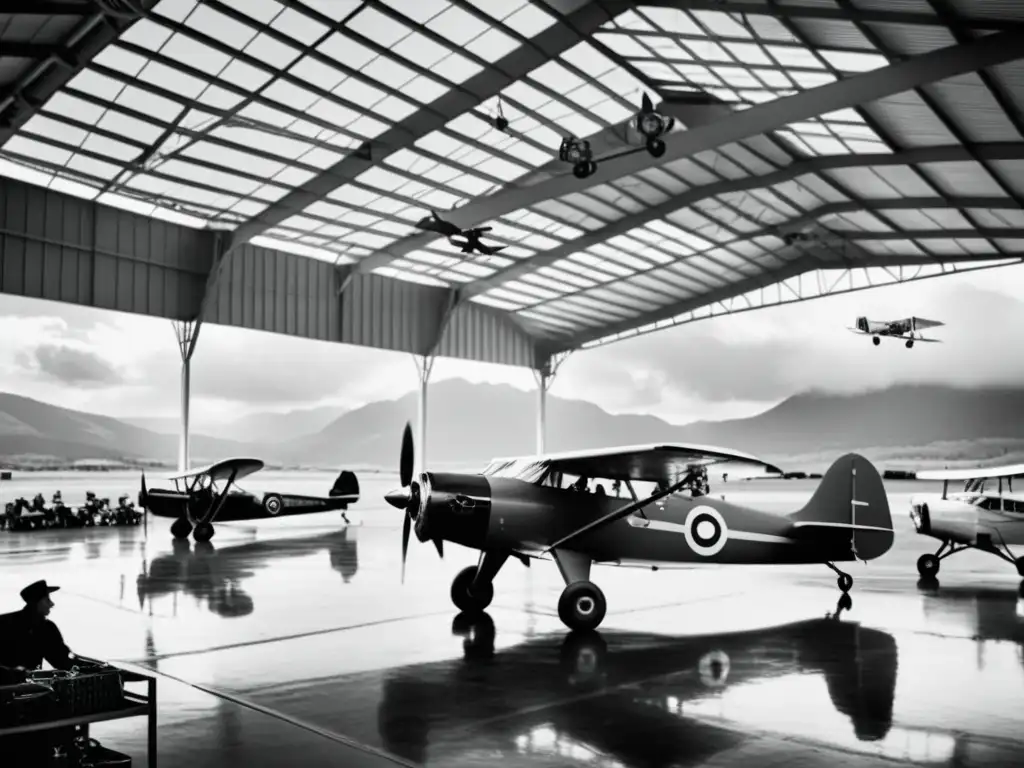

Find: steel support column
[173,321,199,473]
[532,353,570,455]
[413,355,436,477]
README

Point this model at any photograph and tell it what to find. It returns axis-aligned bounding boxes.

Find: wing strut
[542,475,694,554]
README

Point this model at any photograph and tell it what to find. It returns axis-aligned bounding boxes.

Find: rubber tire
[872,337,880,346]
[918,553,940,578]
[170,518,192,540]
[1015,557,1024,578]
[264,494,284,516]
[906,339,914,349]
[450,565,493,613]
[573,161,591,179]
[193,522,215,543]
[558,581,607,632]
[646,138,666,158]
[837,573,854,593]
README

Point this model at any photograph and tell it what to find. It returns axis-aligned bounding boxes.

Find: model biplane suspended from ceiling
[413,210,506,255]
[139,457,359,542]
[385,427,894,632]
[849,316,944,348]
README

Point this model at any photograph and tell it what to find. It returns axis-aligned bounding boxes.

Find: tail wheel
[872,336,880,346]
[906,339,914,349]
[917,553,940,578]
[264,494,284,516]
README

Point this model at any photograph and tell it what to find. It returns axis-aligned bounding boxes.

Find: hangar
[2,0,1024,472]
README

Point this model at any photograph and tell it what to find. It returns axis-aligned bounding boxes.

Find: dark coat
[0,607,73,671]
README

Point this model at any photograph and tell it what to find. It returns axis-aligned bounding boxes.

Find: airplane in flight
[384,426,895,632]
[413,210,506,256]
[139,457,360,542]
[910,463,1024,580]
[849,316,944,348]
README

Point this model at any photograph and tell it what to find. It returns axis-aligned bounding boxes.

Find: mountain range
[1,381,1023,472]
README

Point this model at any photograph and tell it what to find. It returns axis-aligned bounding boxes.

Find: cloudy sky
[3,261,1024,430]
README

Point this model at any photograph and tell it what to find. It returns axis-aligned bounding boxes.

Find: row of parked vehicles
[2,491,143,531]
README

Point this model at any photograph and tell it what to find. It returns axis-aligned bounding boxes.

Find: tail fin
[789,454,893,561]
[330,470,360,499]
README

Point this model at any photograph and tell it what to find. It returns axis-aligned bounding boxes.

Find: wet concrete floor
[1,477,1023,766]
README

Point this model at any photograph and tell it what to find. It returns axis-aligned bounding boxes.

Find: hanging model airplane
[910,463,1024,581]
[139,457,360,542]
[848,316,944,348]
[413,210,507,255]
[384,426,894,632]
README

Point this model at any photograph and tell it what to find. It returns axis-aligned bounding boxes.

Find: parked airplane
[849,316,944,348]
[910,463,1024,580]
[384,426,894,631]
[139,458,360,542]
[413,209,506,255]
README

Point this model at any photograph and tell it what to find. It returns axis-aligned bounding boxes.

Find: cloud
[20,343,123,387]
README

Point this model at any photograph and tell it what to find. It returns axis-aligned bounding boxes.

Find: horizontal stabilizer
[791,521,894,534]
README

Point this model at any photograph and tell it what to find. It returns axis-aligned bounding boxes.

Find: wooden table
[0,664,157,766]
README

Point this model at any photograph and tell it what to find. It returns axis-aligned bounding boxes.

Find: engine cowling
[414,472,493,550]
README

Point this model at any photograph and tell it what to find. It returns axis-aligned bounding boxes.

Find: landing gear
[917,553,940,579]
[193,522,214,543]
[1015,556,1024,578]
[872,336,880,346]
[451,566,493,613]
[906,339,914,349]
[826,561,853,593]
[645,138,666,158]
[170,518,192,540]
[572,160,597,179]
[558,581,607,632]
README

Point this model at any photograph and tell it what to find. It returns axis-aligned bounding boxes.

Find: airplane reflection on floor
[376,607,897,767]
[136,527,358,619]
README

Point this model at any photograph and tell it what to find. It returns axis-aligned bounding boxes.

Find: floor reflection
[377,602,896,767]
[136,527,358,618]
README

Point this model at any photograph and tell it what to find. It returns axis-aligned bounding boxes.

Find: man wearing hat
[0,580,75,674]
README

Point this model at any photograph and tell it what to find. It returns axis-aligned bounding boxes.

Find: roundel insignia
[684,505,729,557]
[699,650,730,687]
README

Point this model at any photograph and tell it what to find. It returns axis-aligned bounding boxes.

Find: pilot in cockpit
[571,476,589,493]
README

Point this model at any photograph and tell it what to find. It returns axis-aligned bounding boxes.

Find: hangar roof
[2,0,1024,354]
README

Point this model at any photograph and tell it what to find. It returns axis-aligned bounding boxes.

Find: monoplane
[910,463,1024,580]
[413,209,506,256]
[849,316,944,348]
[139,457,360,542]
[385,427,894,631]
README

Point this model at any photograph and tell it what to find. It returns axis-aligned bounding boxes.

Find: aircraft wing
[911,317,944,330]
[169,457,265,484]
[916,463,1024,481]
[506,443,783,484]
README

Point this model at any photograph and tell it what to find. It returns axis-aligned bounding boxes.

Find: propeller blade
[641,92,654,113]
[139,472,148,508]
[401,511,411,584]
[400,422,414,487]
[433,537,444,559]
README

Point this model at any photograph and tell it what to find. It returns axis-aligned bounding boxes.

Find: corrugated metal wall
[0,177,212,319]
[0,177,545,369]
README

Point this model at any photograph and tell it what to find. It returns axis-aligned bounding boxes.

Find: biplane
[413,210,506,256]
[374,613,897,765]
[910,463,1024,580]
[849,316,944,348]
[385,426,894,632]
[139,457,360,542]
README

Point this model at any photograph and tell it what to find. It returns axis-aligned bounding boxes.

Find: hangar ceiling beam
[566,252,1024,350]
[459,143,1024,299]
[640,0,1022,30]
[370,26,1024,274]
[0,2,157,149]
[223,1,627,253]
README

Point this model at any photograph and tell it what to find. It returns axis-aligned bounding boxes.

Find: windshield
[481,459,550,483]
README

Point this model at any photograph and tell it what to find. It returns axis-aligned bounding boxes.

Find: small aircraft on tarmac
[139,457,360,542]
[413,210,506,256]
[910,463,1024,580]
[849,316,944,348]
[384,427,895,632]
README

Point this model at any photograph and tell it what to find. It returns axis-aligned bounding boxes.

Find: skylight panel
[595,34,651,59]
[347,6,411,48]
[820,50,889,73]
[503,3,557,37]
[433,53,484,86]
[426,5,490,46]
[187,4,259,50]
[465,27,521,62]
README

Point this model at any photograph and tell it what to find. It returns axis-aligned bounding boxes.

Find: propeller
[384,422,442,582]
[139,472,149,509]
